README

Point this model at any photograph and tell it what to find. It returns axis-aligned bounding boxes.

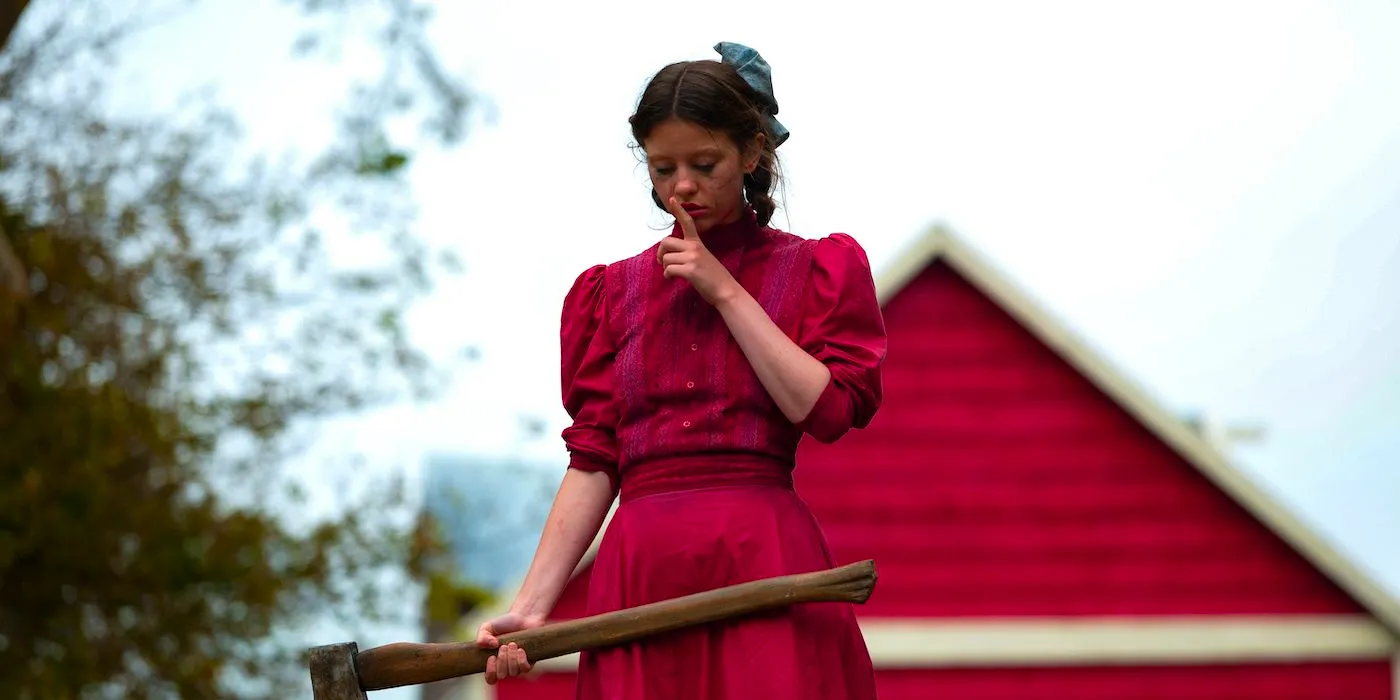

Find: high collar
[670,206,763,252]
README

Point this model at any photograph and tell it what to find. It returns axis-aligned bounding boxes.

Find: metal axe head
[309,642,368,700]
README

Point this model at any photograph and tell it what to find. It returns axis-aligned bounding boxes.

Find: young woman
[475,42,887,699]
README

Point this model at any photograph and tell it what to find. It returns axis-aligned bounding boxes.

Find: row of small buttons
[683,338,700,427]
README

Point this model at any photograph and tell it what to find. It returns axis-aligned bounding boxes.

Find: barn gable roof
[882,223,1400,636]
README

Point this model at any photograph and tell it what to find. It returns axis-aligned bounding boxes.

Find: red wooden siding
[495,673,578,699]
[868,661,1393,699]
[792,261,1365,617]
[497,662,1392,700]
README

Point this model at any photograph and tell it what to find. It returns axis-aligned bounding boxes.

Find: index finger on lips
[668,196,700,241]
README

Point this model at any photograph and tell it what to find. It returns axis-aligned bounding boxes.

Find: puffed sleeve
[793,234,888,443]
[559,265,620,489]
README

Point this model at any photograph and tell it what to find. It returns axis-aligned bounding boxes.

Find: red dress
[558,209,887,700]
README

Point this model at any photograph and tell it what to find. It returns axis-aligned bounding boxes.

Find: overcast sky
[104,0,1399,685]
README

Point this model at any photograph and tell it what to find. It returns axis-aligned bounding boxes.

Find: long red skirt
[574,456,878,700]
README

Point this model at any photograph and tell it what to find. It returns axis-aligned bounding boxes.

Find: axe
[308,559,876,699]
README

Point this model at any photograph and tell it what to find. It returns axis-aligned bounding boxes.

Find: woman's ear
[744,134,767,172]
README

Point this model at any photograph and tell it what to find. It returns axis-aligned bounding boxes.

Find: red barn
[455,225,1400,700]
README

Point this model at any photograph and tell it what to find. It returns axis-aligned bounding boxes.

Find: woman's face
[643,118,758,233]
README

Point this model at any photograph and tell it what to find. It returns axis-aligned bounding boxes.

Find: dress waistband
[619,454,795,504]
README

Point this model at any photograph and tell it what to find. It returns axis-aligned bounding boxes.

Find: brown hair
[629,60,782,227]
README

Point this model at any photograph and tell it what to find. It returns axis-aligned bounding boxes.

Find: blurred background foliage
[0,0,484,696]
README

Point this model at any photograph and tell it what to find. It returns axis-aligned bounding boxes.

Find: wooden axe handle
[356,559,876,691]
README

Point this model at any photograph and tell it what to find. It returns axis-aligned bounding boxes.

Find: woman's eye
[653,163,714,176]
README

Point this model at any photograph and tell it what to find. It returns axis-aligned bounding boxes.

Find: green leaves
[357,148,411,176]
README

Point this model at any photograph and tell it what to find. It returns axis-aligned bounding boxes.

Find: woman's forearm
[509,467,615,619]
[714,286,830,423]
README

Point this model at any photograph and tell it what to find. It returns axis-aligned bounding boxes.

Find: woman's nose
[674,174,698,195]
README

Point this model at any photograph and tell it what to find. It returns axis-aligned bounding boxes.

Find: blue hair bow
[714,41,790,147]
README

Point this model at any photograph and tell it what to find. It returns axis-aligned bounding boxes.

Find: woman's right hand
[475,611,547,685]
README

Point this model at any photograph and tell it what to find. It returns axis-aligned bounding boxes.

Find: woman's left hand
[657,196,741,306]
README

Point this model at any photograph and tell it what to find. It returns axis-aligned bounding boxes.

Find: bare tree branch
[0,216,25,298]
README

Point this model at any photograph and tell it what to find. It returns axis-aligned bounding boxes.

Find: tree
[0,1,478,696]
